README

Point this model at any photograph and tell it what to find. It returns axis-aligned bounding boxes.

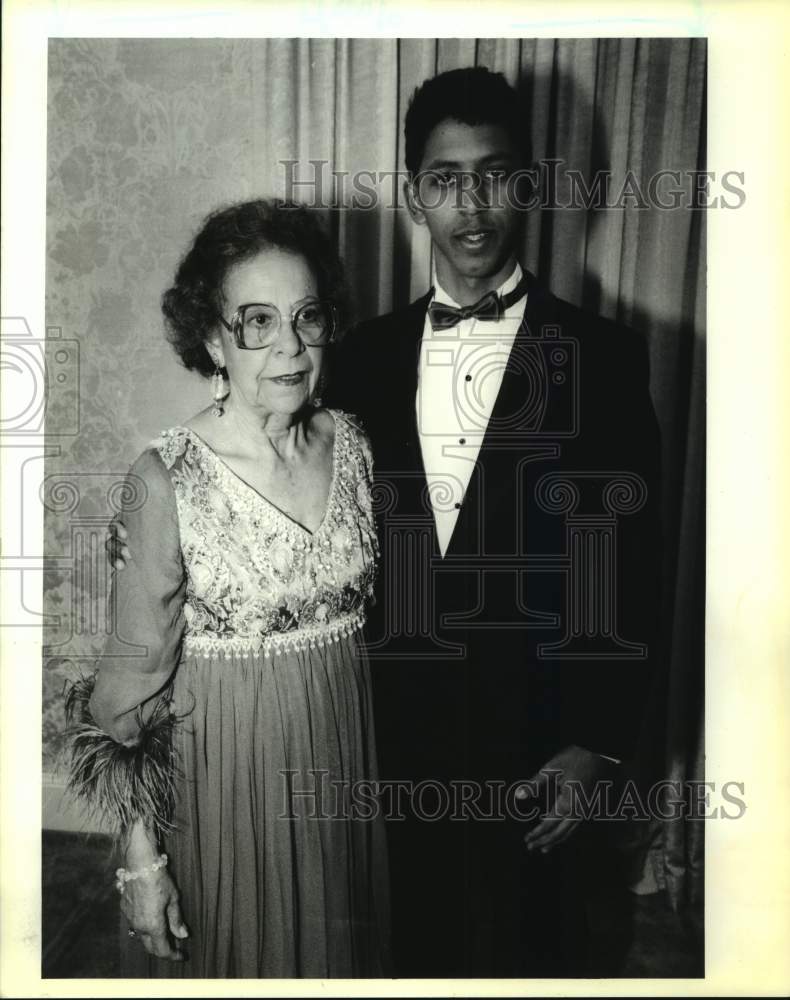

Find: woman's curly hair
[162,199,347,377]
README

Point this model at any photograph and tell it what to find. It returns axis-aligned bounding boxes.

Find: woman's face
[211,247,326,419]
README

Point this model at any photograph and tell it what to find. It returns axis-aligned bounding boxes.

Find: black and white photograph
[1,2,788,995]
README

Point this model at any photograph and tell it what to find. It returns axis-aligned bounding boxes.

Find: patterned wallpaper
[42,36,429,769]
[43,40,259,766]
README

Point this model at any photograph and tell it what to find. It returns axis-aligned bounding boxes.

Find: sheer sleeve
[89,448,186,741]
[63,447,186,837]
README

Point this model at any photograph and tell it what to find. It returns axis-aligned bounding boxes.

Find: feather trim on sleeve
[62,673,179,841]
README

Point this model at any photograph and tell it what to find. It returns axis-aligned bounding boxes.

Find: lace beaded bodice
[151,410,378,658]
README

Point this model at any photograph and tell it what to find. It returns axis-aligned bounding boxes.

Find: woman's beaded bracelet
[115,853,168,894]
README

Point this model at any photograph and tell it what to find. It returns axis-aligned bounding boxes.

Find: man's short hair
[404,66,529,176]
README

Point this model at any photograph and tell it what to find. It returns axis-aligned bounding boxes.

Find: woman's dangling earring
[312,374,326,408]
[211,365,226,417]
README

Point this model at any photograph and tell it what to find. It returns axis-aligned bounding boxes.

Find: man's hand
[106,519,130,570]
[516,745,618,855]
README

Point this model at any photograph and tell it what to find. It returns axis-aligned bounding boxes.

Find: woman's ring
[128,929,137,938]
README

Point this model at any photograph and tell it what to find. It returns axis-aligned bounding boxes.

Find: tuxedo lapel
[446,270,553,557]
[397,291,432,457]
[364,292,435,540]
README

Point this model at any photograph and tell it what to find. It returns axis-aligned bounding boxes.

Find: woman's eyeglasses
[218,299,337,350]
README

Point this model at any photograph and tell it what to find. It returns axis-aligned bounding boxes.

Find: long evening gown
[94,409,389,978]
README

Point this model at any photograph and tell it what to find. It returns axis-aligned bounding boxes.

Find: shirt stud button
[459,438,466,445]
[454,502,461,510]
[465,374,472,382]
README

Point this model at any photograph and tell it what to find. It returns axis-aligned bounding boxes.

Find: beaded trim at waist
[183,610,366,659]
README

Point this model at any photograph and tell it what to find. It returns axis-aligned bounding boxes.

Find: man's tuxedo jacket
[330,270,662,785]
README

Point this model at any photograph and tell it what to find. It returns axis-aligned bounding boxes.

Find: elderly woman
[64,199,390,978]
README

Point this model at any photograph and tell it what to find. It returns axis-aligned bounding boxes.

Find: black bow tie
[427,272,529,331]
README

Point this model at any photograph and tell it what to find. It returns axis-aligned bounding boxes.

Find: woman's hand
[121,820,188,961]
[121,865,189,961]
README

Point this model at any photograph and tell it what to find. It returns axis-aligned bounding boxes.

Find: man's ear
[403,177,427,226]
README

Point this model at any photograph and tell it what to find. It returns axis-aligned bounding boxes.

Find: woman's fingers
[122,869,187,961]
[137,929,185,961]
[166,896,190,939]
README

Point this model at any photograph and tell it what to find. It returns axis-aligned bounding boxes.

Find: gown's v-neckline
[175,409,341,539]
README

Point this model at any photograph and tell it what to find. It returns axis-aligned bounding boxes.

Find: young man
[110,67,661,977]
[330,66,662,976]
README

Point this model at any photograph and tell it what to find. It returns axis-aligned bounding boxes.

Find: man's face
[406,119,524,289]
